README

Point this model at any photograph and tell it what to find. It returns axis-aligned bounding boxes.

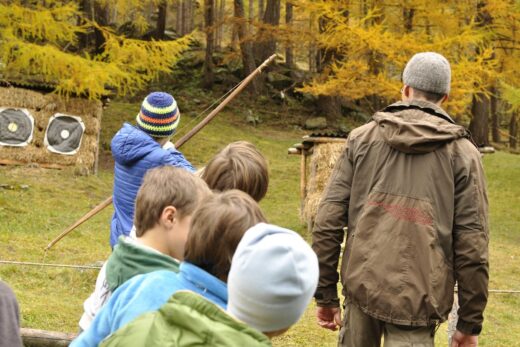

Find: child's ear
[160,206,177,226]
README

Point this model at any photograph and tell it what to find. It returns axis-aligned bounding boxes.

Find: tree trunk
[176,0,184,35]
[155,0,167,39]
[308,13,317,73]
[231,24,239,50]
[182,0,192,35]
[403,7,415,33]
[234,0,261,93]
[93,1,110,54]
[214,0,220,49]
[469,1,492,146]
[190,0,196,32]
[216,0,225,49]
[78,0,92,50]
[203,0,215,89]
[255,0,280,63]
[285,1,294,68]
[248,0,254,35]
[258,0,264,19]
[491,86,500,142]
[469,94,490,146]
[510,112,518,149]
[315,16,342,120]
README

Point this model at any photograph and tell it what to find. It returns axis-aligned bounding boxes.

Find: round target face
[0,108,35,147]
[44,114,85,155]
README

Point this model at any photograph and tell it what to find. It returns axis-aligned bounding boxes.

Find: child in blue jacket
[110,92,195,247]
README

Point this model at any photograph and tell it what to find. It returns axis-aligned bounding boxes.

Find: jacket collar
[179,262,228,304]
[382,100,455,124]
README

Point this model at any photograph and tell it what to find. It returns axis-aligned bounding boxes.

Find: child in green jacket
[78,166,210,331]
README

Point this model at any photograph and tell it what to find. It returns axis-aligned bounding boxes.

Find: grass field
[0,100,519,346]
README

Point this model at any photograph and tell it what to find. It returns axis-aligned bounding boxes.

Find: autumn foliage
[0,0,190,99]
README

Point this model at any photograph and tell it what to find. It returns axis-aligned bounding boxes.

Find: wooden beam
[302,136,347,144]
[288,147,301,155]
[21,328,77,347]
[300,151,307,201]
[478,146,495,153]
[0,159,67,170]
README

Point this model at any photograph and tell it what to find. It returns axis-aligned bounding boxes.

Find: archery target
[0,108,34,147]
[44,114,85,155]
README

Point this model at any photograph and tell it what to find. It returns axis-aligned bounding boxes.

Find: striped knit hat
[136,92,180,138]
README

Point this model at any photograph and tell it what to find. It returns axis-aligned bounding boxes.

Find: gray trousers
[0,281,22,347]
[338,303,435,347]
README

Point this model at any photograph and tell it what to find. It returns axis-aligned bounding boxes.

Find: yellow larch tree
[296,0,497,119]
[0,0,190,99]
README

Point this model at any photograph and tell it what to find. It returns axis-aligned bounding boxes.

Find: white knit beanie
[227,223,319,333]
[403,52,451,94]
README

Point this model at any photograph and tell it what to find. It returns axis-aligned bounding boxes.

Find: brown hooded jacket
[312,100,489,335]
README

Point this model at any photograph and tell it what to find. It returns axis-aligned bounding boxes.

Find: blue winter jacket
[71,262,228,347]
[110,123,195,247]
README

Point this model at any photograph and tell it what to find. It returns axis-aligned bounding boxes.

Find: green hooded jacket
[105,237,180,292]
[100,291,272,347]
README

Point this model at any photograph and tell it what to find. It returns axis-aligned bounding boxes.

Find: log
[21,328,77,347]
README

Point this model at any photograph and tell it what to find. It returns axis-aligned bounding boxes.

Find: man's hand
[316,306,342,331]
[451,330,478,347]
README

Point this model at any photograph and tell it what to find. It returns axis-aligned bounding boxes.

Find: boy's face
[167,214,192,261]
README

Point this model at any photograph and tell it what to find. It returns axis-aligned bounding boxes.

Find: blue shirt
[71,262,227,347]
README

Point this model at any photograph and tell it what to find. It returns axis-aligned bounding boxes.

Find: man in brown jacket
[312,52,489,347]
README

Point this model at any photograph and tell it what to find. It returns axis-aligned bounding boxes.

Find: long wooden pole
[45,54,276,251]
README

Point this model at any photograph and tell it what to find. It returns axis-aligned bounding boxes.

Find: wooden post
[21,328,77,347]
[300,150,307,202]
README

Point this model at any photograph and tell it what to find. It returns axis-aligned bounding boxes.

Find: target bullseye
[0,108,34,147]
[44,114,85,155]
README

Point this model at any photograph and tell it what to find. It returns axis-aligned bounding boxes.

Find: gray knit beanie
[227,223,319,333]
[402,52,451,95]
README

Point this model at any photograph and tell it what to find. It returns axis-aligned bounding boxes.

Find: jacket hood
[111,123,162,164]
[373,100,469,154]
[105,237,180,292]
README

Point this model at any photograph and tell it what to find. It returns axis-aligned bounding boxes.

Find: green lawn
[0,100,519,346]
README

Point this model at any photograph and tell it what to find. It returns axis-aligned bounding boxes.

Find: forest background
[0,1,520,347]
[1,0,520,146]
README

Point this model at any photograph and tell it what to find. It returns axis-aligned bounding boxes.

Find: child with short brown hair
[184,189,267,281]
[78,166,210,332]
[201,141,269,202]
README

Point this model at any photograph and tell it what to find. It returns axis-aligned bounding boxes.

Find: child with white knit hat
[227,222,319,337]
